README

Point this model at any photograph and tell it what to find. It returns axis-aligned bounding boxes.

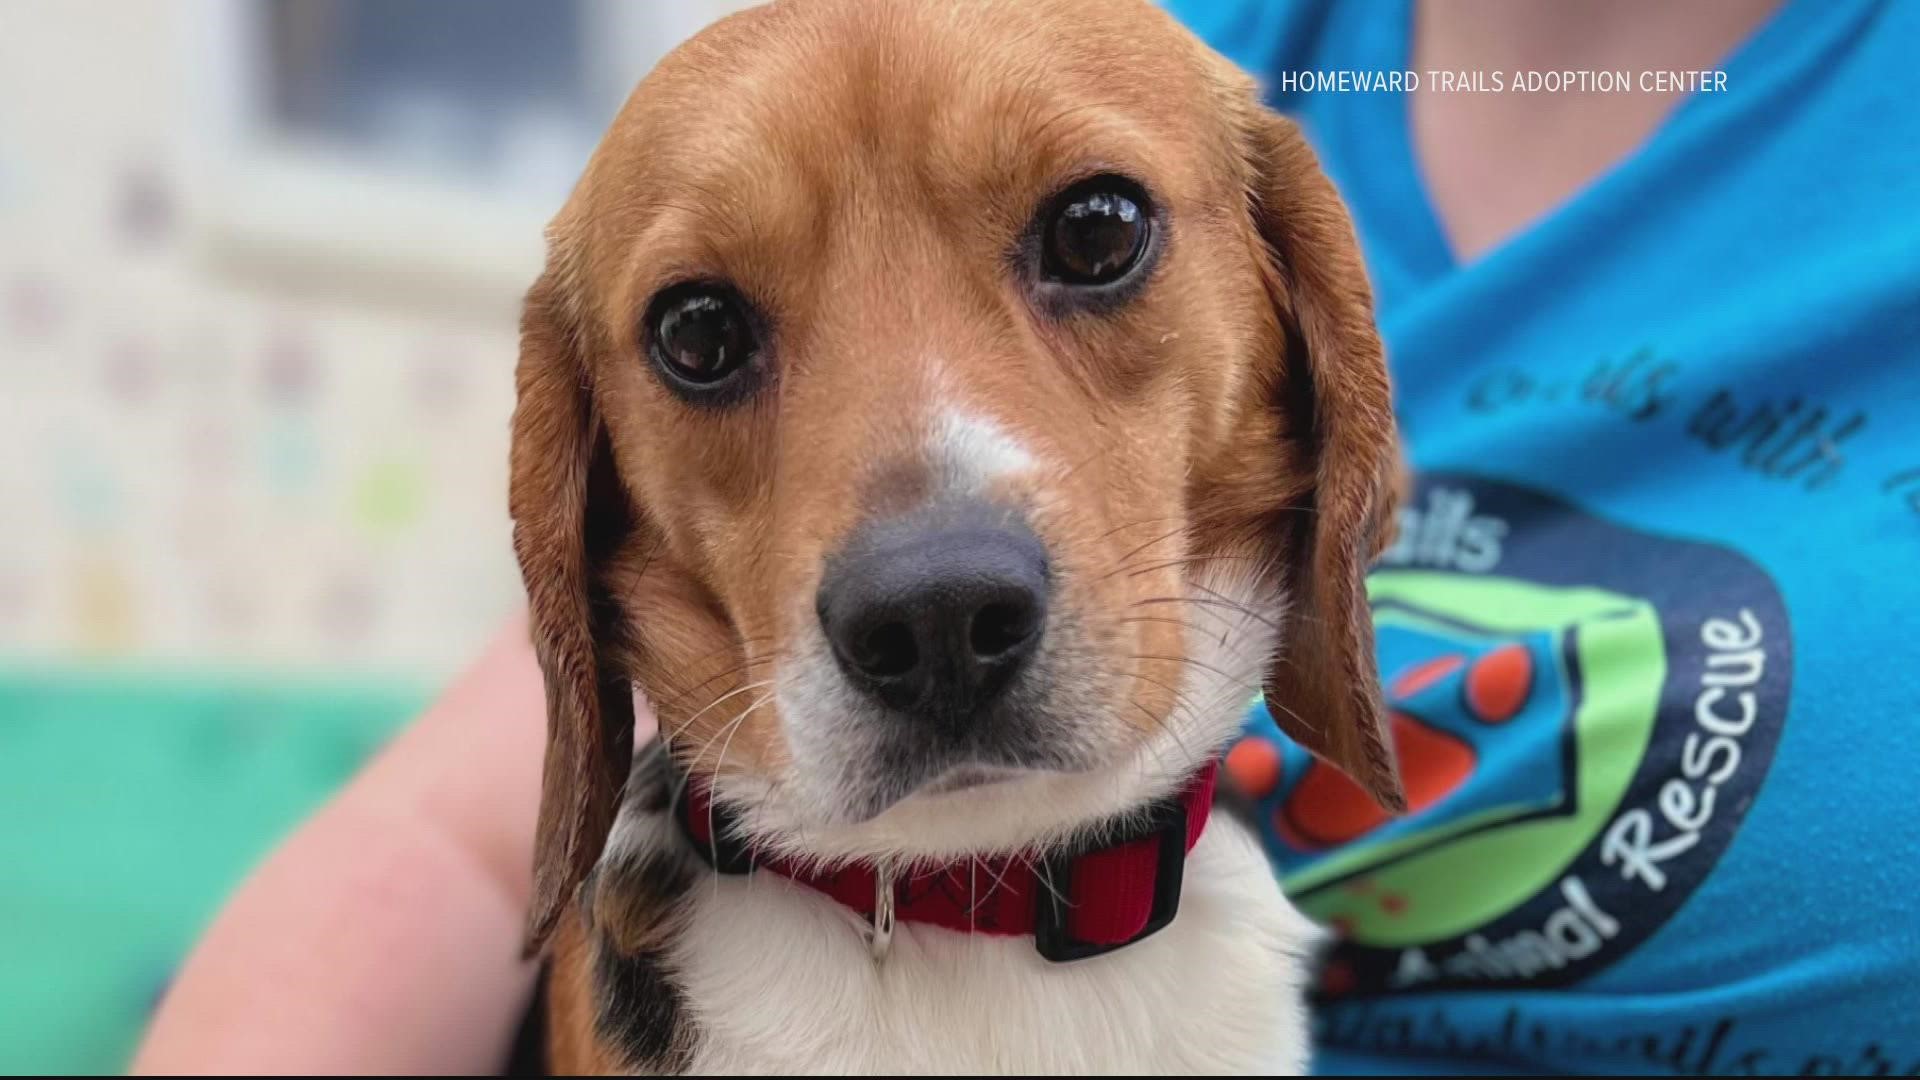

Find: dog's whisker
[1116,612,1266,657]
[1099,546,1260,580]
[970,853,1020,917]
[642,635,780,712]
[1132,594,1284,636]
[968,858,978,935]
[1127,653,1261,695]
[705,691,776,887]
[1022,850,1071,912]
[1127,698,1185,783]
[1110,523,1191,571]
[706,692,775,780]
[1115,553,1262,580]
[1115,613,1257,654]
[1128,666,1215,717]
[1125,599,1245,638]
[677,678,779,736]
[668,680,777,809]
[652,661,757,715]
[1189,580,1287,633]
[1126,673,1207,764]
[1115,613,1199,631]
[1085,514,1187,545]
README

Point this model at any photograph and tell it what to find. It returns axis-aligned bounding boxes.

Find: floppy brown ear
[1243,107,1408,814]
[511,267,637,954]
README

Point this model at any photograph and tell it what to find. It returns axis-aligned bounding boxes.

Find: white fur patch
[930,410,1036,494]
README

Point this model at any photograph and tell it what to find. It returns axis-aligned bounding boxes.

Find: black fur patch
[599,847,696,923]
[595,938,693,1073]
[589,737,701,1073]
[627,738,675,814]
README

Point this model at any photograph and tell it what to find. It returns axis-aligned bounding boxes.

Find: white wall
[0,0,747,676]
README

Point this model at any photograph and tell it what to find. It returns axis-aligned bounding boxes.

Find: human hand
[133,615,601,1074]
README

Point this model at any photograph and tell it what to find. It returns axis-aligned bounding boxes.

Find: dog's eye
[1042,177,1152,286]
[648,285,758,390]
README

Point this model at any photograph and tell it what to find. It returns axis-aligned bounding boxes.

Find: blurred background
[0,1,749,1071]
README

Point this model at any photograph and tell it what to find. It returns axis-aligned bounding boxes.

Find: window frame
[187,0,749,314]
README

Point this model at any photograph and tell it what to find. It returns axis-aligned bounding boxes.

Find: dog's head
[512,0,1404,950]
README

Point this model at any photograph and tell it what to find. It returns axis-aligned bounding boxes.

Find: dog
[507,0,1405,1072]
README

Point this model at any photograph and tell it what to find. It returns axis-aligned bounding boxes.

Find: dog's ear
[1242,107,1408,814]
[511,263,638,954]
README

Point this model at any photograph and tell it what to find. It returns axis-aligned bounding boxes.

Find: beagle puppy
[508,0,1405,1072]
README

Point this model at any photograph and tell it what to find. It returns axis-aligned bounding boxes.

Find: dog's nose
[817,510,1049,720]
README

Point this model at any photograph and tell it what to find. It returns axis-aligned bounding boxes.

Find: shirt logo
[1228,473,1792,995]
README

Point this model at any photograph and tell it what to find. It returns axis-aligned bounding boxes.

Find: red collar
[676,764,1218,963]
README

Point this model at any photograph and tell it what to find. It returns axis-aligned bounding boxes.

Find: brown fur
[546,915,622,1075]
[509,3,1407,1065]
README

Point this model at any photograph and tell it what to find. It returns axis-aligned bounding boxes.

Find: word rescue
[1388,606,1776,990]
[1601,608,1771,892]
[1272,70,1728,94]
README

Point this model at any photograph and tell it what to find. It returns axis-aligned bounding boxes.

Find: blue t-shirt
[1162,0,1920,1073]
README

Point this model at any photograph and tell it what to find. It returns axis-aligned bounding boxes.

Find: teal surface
[0,667,425,1074]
